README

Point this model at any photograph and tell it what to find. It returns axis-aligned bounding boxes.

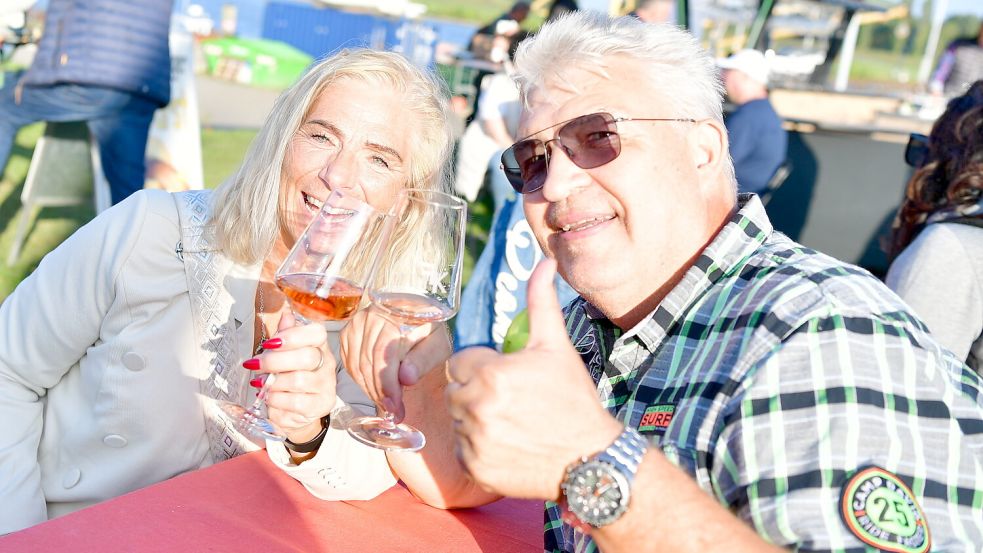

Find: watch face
[565,461,630,527]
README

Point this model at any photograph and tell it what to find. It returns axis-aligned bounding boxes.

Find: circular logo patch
[840,466,930,553]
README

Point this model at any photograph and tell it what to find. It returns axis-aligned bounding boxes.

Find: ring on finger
[313,348,324,371]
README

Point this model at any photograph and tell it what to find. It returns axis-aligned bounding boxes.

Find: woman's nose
[317,152,357,191]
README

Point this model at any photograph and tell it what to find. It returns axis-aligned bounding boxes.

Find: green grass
[0,123,90,298]
[0,127,259,300]
[841,50,923,87]
[201,128,258,188]
[418,0,516,24]
[0,126,493,302]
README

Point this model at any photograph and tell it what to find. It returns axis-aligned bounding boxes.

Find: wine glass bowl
[275,191,393,324]
[346,189,467,452]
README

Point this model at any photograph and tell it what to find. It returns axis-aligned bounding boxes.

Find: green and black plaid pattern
[545,195,983,553]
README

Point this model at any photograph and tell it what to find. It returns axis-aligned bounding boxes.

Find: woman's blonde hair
[210,48,455,267]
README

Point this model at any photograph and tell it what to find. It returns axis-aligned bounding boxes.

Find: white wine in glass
[346,189,467,452]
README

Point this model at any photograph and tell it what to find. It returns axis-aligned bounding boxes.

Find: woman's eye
[311,132,331,143]
[371,155,391,169]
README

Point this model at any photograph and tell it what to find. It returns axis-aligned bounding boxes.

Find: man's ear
[689,119,728,180]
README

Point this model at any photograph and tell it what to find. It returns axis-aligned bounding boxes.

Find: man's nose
[540,142,590,202]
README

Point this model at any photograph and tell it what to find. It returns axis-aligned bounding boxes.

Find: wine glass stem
[246,374,274,418]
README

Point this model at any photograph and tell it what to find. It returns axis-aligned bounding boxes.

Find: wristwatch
[284,415,331,453]
[560,426,648,531]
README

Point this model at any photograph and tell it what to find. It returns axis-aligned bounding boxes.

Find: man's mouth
[302,192,324,213]
[558,215,615,233]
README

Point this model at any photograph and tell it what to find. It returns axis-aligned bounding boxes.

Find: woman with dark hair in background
[886,80,983,373]
[546,0,579,21]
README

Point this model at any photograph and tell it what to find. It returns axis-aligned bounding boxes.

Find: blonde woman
[0,48,455,534]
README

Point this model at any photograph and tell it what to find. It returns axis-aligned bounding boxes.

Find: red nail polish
[261,338,283,350]
[249,377,264,388]
[243,358,261,371]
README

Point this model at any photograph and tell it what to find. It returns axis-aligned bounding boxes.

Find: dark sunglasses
[904,133,929,168]
[500,112,697,194]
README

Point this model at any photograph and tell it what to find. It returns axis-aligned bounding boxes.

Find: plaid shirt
[546,195,983,553]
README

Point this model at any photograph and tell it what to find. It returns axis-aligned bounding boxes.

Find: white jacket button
[62,468,81,489]
[103,434,128,448]
[121,352,146,371]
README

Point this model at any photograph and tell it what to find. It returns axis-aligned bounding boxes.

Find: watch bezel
[563,458,632,528]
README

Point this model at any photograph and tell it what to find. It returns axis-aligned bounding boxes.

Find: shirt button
[103,434,128,448]
[121,352,146,371]
[62,468,81,489]
[59,53,68,65]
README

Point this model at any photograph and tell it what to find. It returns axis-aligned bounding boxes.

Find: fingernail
[249,376,264,388]
[243,358,261,371]
[261,338,282,350]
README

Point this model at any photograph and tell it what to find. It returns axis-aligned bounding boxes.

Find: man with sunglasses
[436,11,983,553]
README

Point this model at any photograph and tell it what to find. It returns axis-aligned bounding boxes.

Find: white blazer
[0,190,396,534]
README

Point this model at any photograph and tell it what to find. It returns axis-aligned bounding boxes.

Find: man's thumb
[525,258,569,348]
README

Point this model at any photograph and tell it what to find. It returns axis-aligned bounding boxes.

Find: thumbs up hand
[446,258,623,500]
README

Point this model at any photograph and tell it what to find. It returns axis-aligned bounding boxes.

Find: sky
[945,0,983,17]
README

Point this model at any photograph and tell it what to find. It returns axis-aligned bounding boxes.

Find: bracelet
[284,415,331,453]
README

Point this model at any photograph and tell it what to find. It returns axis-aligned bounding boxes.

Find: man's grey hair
[512,11,736,189]
[512,11,724,125]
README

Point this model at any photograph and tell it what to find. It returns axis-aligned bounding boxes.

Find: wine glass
[346,189,467,452]
[218,190,396,441]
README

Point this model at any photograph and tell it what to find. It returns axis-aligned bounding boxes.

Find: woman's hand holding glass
[220,190,394,441]
[254,312,337,444]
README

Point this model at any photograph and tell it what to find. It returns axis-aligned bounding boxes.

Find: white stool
[6,121,111,266]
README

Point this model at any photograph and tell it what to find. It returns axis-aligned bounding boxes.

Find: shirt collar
[584,193,773,350]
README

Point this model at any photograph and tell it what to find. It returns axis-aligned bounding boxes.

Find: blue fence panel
[263,3,391,60]
[386,18,439,67]
[423,18,476,50]
[190,0,267,38]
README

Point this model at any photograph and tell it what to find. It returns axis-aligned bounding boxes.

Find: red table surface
[0,451,543,552]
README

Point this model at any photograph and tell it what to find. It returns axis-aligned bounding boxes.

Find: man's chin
[558,262,609,299]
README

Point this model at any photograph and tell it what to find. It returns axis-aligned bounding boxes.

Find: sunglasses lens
[558,113,621,169]
[500,147,526,191]
[507,139,548,193]
[904,133,929,168]
[503,112,623,194]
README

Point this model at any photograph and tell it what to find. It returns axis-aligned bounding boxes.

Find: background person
[718,49,787,196]
[546,0,579,22]
[453,32,527,205]
[467,1,530,60]
[0,49,455,534]
[886,80,983,374]
[929,22,983,98]
[438,13,981,552]
[629,0,674,24]
[0,0,172,205]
